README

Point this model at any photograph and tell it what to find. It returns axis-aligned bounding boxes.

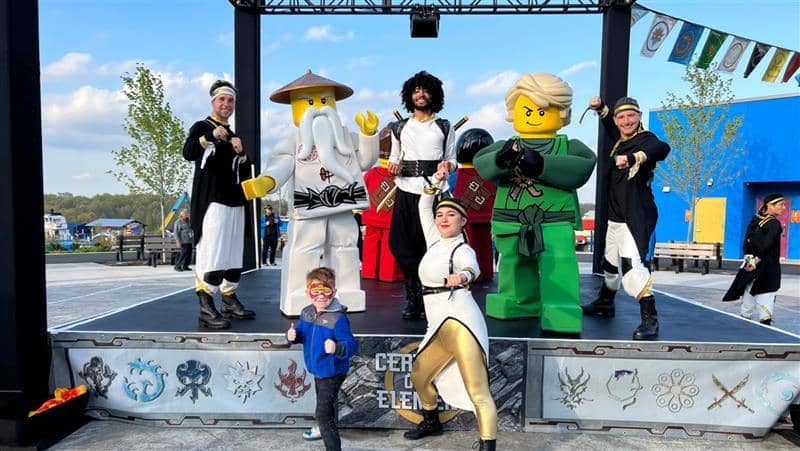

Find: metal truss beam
[228,0,616,15]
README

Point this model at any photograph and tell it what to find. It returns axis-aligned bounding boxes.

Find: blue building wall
[649,94,800,260]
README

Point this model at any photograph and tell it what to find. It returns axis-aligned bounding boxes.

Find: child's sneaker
[302,425,321,441]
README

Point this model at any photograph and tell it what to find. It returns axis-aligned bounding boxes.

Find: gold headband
[767,197,785,205]
[436,200,467,217]
[211,86,237,100]
[614,104,641,115]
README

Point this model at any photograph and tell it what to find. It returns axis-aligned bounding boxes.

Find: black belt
[401,160,439,177]
[421,286,465,296]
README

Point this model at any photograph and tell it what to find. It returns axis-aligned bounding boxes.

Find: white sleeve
[418,190,440,246]
[389,129,401,164]
[454,244,480,282]
[262,137,296,188]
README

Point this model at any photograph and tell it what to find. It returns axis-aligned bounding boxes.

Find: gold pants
[411,318,497,440]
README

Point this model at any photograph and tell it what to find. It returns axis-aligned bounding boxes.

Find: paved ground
[44,258,800,449]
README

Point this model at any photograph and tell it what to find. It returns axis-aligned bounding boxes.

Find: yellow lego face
[512,95,562,138]
[289,87,337,127]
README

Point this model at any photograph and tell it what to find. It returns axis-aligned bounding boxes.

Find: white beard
[298,106,355,184]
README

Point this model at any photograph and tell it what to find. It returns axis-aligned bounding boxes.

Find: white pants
[603,221,652,299]
[280,212,364,315]
[195,203,244,294]
[740,281,775,322]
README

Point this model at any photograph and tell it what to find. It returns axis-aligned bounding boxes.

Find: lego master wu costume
[403,186,497,451]
[263,71,378,316]
[183,81,255,329]
[581,97,670,340]
[722,194,785,324]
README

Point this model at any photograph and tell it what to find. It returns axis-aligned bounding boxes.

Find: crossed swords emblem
[707,374,754,413]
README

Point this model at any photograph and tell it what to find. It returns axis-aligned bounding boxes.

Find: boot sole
[199,319,231,329]
[403,430,443,440]
[221,312,256,320]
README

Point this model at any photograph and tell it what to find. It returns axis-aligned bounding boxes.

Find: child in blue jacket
[287,267,358,451]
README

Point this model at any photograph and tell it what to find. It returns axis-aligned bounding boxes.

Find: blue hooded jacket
[288,298,358,378]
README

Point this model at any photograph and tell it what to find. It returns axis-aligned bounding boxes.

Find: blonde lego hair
[504,73,573,126]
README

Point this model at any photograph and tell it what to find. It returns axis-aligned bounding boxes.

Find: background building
[649,93,799,260]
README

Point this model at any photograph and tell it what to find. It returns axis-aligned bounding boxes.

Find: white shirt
[388,116,456,195]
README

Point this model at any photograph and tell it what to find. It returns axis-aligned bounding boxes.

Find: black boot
[632,295,659,340]
[221,292,256,320]
[403,408,443,440]
[402,277,424,320]
[582,283,616,317]
[197,291,230,329]
[472,439,496,451]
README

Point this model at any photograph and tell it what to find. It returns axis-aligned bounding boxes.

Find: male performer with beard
[581,96,670,340]
[246,70,379,316]
[387,71,456,320]
[183,80,256,329]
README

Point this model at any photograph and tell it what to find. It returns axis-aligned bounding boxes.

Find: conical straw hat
[269,69,354,104]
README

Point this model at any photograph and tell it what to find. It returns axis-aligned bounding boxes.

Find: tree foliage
[44,192,185,230]
[108,64,191,231]
[655,65,745,240]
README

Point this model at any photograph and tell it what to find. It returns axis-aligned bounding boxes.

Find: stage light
[410,6,439,38]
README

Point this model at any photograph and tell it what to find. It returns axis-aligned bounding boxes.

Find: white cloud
[303,26,355,42]
[466,71,520,97]
[347,56,378,71]
[354,88,397,104]
[217,31,234,47]
[557,60,598,78]
[42,53,92,79]
[266,32,294,53]
[43,85,128,129]
[71,172,92,181]
[462,101,513,139]
[260,108,295,140]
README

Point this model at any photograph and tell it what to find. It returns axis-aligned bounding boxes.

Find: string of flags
[632,3,800,86]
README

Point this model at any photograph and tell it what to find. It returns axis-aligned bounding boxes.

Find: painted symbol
[123,358,167,402]
[319,167,334,183]
[78,356,117,399]
[757,372,800,415]
[652,368,699,413]
[274,359,311,403]
[554,367,592,410]
[708,374,754,413]
[606,369,642,410]
[225,361,263,404]
[175,360,213,404]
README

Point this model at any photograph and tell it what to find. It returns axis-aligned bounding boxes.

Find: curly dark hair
[401,71,445,113]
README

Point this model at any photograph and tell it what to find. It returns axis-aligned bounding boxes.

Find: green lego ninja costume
[474,135,595,332]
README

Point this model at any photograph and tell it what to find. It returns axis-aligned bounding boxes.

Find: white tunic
[416,190,489,412]
[388,117,456,195]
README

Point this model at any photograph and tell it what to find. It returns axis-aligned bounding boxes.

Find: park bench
[652,241,722,275]
[144,234,182,267]
[113,235,144,262]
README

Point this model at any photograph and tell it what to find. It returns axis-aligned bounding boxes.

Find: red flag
[781,52,800,83]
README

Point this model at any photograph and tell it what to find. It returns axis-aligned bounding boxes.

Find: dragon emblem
[554,366,593,410]
[274,359,311,403]
[78,356,117,399]
[123,358,167,402]
[176,360,213,404]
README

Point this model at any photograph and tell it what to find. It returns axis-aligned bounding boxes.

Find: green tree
[655,65,745,241]
[108,64,191,236]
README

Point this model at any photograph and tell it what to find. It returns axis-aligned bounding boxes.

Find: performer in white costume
[403,169,497,451]
[246,70,379,316]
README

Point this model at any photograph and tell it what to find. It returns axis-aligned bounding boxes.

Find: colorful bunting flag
[696,30,728,69]
[668,22,704,65]
[631,5,649,28]
[717,37,751,73]
[744,43,770,78]
[641,14,677,57]
[781,52,800,83]
[795,73,800,87]
[762,48,790,82]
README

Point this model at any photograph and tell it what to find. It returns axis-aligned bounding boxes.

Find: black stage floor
[64,269,798,343]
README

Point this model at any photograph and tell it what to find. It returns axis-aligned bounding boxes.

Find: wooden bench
[144,234,182,267]
[113,235,144,262]
[652,241,722,275]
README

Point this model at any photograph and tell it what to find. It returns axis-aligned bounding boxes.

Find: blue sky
[39,0,800,202]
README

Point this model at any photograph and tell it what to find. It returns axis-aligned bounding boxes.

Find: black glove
[519,148,544,177]
[496,139,522,169]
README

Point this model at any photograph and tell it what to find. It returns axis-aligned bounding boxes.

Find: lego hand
[354,110,379,136]
[241,175,276,200]
[519,148,544,177]
[496,139,522,169]
[287,323,296,342]
[324,339,336,354]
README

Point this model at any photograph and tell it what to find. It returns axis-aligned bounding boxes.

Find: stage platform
[50,269,800,440]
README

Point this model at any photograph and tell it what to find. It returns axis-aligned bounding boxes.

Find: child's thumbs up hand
[287,322,296,342]
[324,339,336,354]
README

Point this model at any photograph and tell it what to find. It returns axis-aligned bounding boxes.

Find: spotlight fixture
[410,5,439,38]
